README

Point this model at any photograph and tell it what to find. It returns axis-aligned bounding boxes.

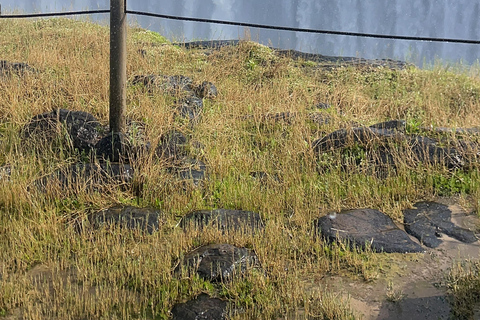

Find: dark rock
[264,112,296,124]
[0,60,35,76]
[174,40,240,50]
[274,49,411,70]
[155,130,188,160]
[316,208,424,253]
[179,209,264,234]
[171,293,227,320]
[407,136,464,169]
[90,205,161,234]
[369,120,406,132]
[95,132,151,163]
[313,122,468,170]
[177,96,204,123]
[173,40,410,70]
[314,102,331,110]
[95,132,126,163]
[175,243,258,282]
[312,126,402,153]
[403,202,477,248]
[170,158,207,187]
[21,109,103,153]
[35,162,134,193]
[194,81,218,99]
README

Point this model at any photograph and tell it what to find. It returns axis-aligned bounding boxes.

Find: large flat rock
[22,109,102,154]
[316,208,424,253]
[403,201,478,248]
[171,293,227,320]
[175,243,258,282]
[89,205,162,234]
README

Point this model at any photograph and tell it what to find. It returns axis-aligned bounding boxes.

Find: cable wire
[0,9,110,19]
[126,9,480,45]
[1,6,478,45]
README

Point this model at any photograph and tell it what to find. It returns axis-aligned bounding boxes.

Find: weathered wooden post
[109,0,126,134]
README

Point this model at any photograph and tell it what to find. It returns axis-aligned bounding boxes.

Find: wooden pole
[109,0,126,134]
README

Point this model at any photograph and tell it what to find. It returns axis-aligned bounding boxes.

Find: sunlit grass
[1,18,480,319]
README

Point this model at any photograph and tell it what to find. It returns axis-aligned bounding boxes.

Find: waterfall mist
[1,0,479,66]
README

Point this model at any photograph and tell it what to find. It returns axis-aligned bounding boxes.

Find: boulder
[22,109,103,153]
[89,205,161,234]
[179,209,264,234]
[171,293,227,320]
[316,208,424,253]
[175,243,258,282]
[95,120,151,163]
[403,202,477,248]
[307,113,331,126]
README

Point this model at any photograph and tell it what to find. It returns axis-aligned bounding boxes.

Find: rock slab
[175,243,258,282]
[22,109,103,153]
[90,205,161,234]
[316,208,424,253]
[403,201,477,248]
[171,293,227,320]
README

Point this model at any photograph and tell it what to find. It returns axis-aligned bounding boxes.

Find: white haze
[1,0,479,66]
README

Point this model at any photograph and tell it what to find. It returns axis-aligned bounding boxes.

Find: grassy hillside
[1,18,480,319]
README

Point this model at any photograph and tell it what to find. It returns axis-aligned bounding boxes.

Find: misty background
[1,0,479,67]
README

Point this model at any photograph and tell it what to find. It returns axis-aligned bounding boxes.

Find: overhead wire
[0,6,478,45]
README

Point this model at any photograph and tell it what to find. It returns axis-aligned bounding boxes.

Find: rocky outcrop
[403,201,478,248]
[22,109,103,154]
[175,243,259,282]
[316,208,424,253]
[88,205,162,234]
[174,40,411,70]
[171,293,227,320]
[312,120,477,172]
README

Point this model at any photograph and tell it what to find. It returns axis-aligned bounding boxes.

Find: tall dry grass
[0,18,480,319]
